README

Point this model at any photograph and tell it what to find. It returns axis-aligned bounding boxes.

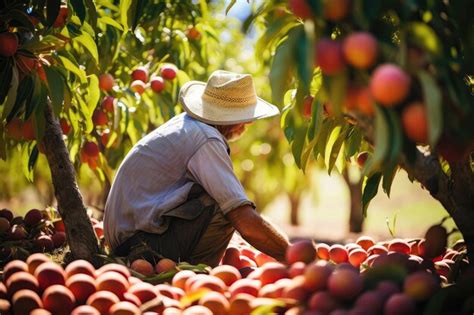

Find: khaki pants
[115,185,234,267]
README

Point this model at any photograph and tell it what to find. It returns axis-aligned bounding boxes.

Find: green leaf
[418,71,442,147]
[58,55,87,83]
[119,0,133,32]
[28,145,39,173]
[0,61,13,104]
[99,16,124,31]
[382,164,398,197]
[7,76,34,122]
[87,74,100,113]
[385,108,403,168]
[84,0,98,30]
[365,106,390,174]
[131,0,148,31]
[44,67,65,116]
[295,26,314,94]
[46,0,61,27]
[0,126,6,160]
[1,66,19,121]
[70,0,86,23]
[314,119,335,160]
[325,72,348,116]
[21,142,35,182]
[362,172,382,216]
[24,75,40,121]
[327,125,349,174]
[74,32,99,64]
[292,125,308,169]
[344,128,363,158]
[225,0,237,15]
[406,22,442,57]
[9,9,36,31]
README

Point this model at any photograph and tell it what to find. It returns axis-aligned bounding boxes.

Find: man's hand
[225,205,290,262]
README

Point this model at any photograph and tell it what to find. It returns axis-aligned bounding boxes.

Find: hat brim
[179,81,280,125]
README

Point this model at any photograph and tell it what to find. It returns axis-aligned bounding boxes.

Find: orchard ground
[0,167,458,245]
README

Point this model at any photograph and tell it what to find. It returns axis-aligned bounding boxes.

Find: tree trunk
[401,151,474,262]
[42,103,100,265]
[342,169,364,233]
[289,193,300,226]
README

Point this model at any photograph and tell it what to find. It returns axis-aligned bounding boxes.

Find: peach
[96,263,131,279]
[307,291,340,313]
[229,293,253,315]
[188,275,226,294]
[12,289,43,314]
[71,305,101,315]
[66,273,96,304]
[109,301,141,315]
[286,239,316,264]
[403,271,439,301]
[384,293,417,315]
[402,102,428,143]
[210,265,241,286]
[343,32,378,69]
[303,260,334,291]
[42,284,75,315]
[123,292,142,307]
[434,260,451,278]
[99,73,115,91]
[367,244,388,255]
[370,63,411,106]
[51,231,66,248]
[354,290,385,313]
[288,261,306,278]
[53,219,65,232]
[127,282,158,304]
[131,80,146,95]
[199,291,230,314]
[315,38,345,75]
[259,262,288,285]
[155,258,176,273]
[8,224,27,240]
[329,244,348,263]
[131,66,148,83]
[0,217,10,235]
[228,278,261,298]
[388,239,411,254]
[162,307,182,315]
[160,65,178,80]
[356,87,374,115]
[150,76,165,93]
[128,276,142,286]
[240,247,257,261]
[86,290,120,314]
[155,284,177,299]
[423,224,448,259]
[303,95,314,119]
[92,110,108,126]
[258,283,281,298]
[24,209,43,227]
[345,242,361,252]
[96,271,129,299]
[34,235,54,252]
[34,262,66,291]
[315,243,330,260]
[222,247,241,267]
[6,271,39,297]
[26,253,50,275]
[376,280,400,300]
[169,286,184,300]
[0,282,6,299]
[356,236,376,251]
[30,309,52,315]
[289,0,313,20]
[172,270,196,290]
[0,32,18,57]
[327,268,363,300]
[281,275,310,301]
[348,248,368,268]
[66,259,96,278]
[182,305,212,315]
[130,259,154,276]
[323,0,350,21]
[101,96,115,113]
[0,208,13,222]
[239,256,257,268]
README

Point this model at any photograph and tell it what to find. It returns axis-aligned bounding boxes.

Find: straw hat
[179,70,280,125]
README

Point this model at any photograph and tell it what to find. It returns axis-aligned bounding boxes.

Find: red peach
[131,66,148,83]
[42,284,75,315]
[51,231,67,248]
[65,259,96,278]
[182,305,212,315]
[188,275,226,294]
[240,247,256,261]
[99,74,115,91]
[34,235,54,252]
[5,118,23,140]
[96,271,129,299]
[323,0,351,21]
[130,259,154,276]
[199,291,230,314]
[0,32,19,57]
[228,278,261,298]
[34,262,66,292]
[388,239,411,254]
[96,263,131,279]
[348,248,368,268]
[12,289,43,314]
[160,65,178,80]
[66,273,96,304]
[343,32,378,69]
[3,260,28,284]
[92,110,108,126]
[259,262,288,285]
[315,38,345,75]
[288,0,313,20]
[327,268,363,300]
[307,290,340,313]
[288,261,306,278]
[86,290,120,314]
[370,64,411,106]
[281,275,310,301]
[229,293,253,315]
[71,305,100,315]
[329,244,349,263]
[172,270,196,290]
[155,258,176,274]
[24,209,43,227]
[303,260,334,291]
[155,284,177,299]
[6,271,39,297]
[255,252,277,267]
[315,243,330,260]
[222,247,241,267]
[356,236,376,251]
[26,253,50,275]
[384,293,417,315]
[354,290,385,313]
[130,80,146,95]
[101,96,115,113]
[286,239,316,264]
[367,244,388,255]
[403,271,439,301]
[402,102,429,143]
[150,76,165,93]
[109,301,141,315]
[210,265,241,286]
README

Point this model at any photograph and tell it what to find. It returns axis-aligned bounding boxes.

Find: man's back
[104,113,227,249]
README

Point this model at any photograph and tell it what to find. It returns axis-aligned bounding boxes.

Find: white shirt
[104,113,253,250]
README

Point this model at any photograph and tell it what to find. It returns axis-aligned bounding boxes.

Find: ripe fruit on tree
[60,118,71,135]
[343,32,378,69]
[82,141,100,158]
[356,151,369,168]
[130,80,146,95]
[23,119,36,141]
[16,54,38,76]
[5,118,23,140]
[53,6,69,28]
[370,64,411,106]
[160,64,178,80]
[92,109,108,126]
[186,26,202,40]
[131,66,148,83]
[402,102,428,143]
[101,96,115,113]
[0,32,19,57]
[99,73,115,91]
[303,95,313,119]
[150,76,165,93]
[315,38,345,75]
[323,0,351,21]
[356,87,374,115]
[288,0,313,20]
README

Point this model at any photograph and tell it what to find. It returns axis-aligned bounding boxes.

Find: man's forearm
[240,215,289,262]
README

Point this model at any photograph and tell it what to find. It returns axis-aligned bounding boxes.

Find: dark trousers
[115,185,234,267]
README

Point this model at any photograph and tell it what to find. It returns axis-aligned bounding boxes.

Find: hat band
[202,88,257,108]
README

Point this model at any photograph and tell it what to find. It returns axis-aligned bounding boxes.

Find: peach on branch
[402,102,428,143]
[323,0,351,21]
[150,76,165,93]
[131,80,146,95]
[288,0,313,20]
[99,73,115,91]
[343,32,378,69]
[160,65,178,80]
[356,87,374,115]
[186,26,202,40]
[52,6,69,28]
[370,64,411,106]
[101,96,115,113]
[315,38,345,75]
[131,66,148,83]
[92,110,108,126]
[60,118,71,135]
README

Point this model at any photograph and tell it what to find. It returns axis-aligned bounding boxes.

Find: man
[104,70,290,267]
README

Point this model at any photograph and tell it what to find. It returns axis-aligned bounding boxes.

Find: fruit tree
[243,0,474,259]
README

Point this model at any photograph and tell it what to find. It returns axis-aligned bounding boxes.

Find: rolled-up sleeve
[187,139,255,214]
